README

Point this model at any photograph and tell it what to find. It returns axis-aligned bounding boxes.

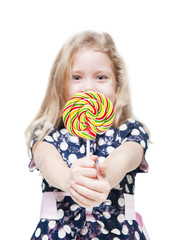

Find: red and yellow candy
[63,90,115,140]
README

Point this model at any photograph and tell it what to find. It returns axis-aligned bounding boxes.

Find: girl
[26,30,150,240]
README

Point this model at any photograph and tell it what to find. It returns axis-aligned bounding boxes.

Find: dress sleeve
[118,119,149,173]
[28,128,60,172]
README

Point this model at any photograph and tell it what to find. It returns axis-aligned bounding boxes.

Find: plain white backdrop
[0,0,175,239]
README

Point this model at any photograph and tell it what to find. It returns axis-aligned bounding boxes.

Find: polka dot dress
[29,119,149,240]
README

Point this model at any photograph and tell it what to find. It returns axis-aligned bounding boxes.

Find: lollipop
[63,90,115,156]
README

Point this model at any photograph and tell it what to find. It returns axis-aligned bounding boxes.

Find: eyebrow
[95,70,113,74]
[71,69,113,75]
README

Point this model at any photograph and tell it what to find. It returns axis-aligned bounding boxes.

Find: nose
[82,78,95,91]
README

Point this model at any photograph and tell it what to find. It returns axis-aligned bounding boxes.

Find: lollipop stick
[86,139,93,220]
[86,139,90,158]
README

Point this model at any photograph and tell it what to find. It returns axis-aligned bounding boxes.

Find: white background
[0,0,175,239]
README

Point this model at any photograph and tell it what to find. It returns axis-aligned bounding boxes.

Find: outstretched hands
[68,155,110,208]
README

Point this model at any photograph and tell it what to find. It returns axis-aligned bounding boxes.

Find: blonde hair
[25,30,138,151]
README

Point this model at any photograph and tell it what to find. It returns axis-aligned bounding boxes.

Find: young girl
[26,30,150,240]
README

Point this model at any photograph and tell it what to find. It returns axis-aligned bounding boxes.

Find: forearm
[33,142,70,192]
[104,142,144,189]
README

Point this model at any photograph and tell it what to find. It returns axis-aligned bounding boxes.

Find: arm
[33,141,70,192]
[32,141,98,194]
[104,141,144,189]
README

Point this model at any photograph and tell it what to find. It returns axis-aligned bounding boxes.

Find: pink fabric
[124,193,136,220]
[136,212,143,228]
[40,192,150,239]
[40,192,70,219]
[139,156,149,172]
[40,192,95,222]
[29,159,36,171]
[85,208,96,222]
[136,212,150,240]
[124,194,150,240]
[142,224,150,240]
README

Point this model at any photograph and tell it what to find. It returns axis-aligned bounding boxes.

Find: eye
[96,75,107,80]
[72,75,82,80]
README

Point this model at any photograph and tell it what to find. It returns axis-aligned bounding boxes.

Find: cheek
[109,91,116,105]
[106,83,117,105]
[99,84,116,105]
[68,84,78,98]
[110,82,117,105]
[69,81,85,98]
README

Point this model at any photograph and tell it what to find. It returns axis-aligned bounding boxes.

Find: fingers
[89,155,99,162]
[97,162,106,179]
[74,176,110,193]
[68,161,111,208]
[69,180,109,208]
[70,162,97,179]
[69,155,98,181]
[69,186,94,208]
[77,167,97,179]
[75,155,98,168]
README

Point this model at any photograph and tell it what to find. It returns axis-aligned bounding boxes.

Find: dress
[29,119,149,240]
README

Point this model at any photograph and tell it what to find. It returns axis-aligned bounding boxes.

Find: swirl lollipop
[63,90,115,157]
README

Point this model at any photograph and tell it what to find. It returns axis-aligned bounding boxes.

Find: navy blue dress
[29,119,149,240]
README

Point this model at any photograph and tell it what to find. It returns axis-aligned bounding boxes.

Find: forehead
[71,48,113,72]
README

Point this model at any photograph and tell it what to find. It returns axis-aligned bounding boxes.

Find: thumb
[90,155,98,162]
[97,162,106,179]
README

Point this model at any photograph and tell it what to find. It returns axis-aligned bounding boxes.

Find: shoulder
[118,119,148,137]
[118,118,149,153]
[97,119,149,151]
[102,119,148,140]
[43,127,73,144]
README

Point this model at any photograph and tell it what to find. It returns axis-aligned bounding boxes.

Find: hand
[67,155,98,200]
[68,155,98,183]
[69,161,111,208]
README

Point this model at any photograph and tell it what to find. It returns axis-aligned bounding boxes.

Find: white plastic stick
[86,139,90,158]
[86,139,93,219]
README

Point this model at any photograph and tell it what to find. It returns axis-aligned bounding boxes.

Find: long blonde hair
[25,30,136,151]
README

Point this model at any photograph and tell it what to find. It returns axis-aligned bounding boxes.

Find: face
[69,48,116,105]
